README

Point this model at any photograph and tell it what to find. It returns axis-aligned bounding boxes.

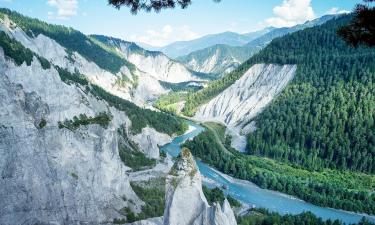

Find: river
[160,121,375,224]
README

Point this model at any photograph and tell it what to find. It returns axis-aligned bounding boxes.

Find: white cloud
[326,7,350,15]
[265,0,315,28]
[47,0,78,20]
[130,25,200,47]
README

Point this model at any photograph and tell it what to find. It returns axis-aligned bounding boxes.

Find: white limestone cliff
[132,127,172,159]
[163,148,237,225]
[0,46,151,224]
[195,64,297,151]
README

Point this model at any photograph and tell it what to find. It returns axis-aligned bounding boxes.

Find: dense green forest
[184,15,375,174]
[238,208,374,225]
[183,126,375,214]
[243,15,375,174]
[0,8,135,74]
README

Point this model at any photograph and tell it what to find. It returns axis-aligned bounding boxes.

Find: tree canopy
[108,0,219,13]
[338,0,375,47]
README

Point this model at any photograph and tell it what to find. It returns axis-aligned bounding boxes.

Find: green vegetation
[159,81,204,92]
[154,92,188,114]
[55,66,89,86]
[125,178,165,222]
[183,128,375,214]
[0,8,132,74]
[53,67,187,136]
[183,15,375,176]
[185,15,374,175]
[181,56,254,116]
[90,84,188,135]
[58,112,112,131]
[117,126,156,171]
[202,186,241,208]
[244,15,375,174]
[238,208,374,225]
[0,31,50,68]
[118,144,156,171]
[38,118,46,129]
[0,31,33,66]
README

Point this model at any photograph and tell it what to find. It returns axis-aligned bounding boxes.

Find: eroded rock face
[195,64,297,151]
[132,127,172,159]
[0,48,145,224]
[163,148,237,225]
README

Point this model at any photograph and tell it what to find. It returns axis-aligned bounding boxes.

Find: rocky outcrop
[195,64,297,151]
[132,127,172,159]
[163,148,237,225]
[0,41,147,224]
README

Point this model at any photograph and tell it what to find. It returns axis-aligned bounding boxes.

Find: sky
[0,0,361,47]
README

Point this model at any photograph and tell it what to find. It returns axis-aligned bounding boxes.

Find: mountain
[176,44,260,77]
[194,64,297,151]
[177,15,337,77]
[91,35,210,83]
[188,14,375,176]
[0,8,240,225]
[0,8,209,107]
[144,28,273,59]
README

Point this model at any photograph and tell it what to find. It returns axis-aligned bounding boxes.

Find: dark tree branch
[108,0,220,14]
[337,0,375,47]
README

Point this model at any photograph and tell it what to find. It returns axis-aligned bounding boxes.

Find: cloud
[47,0,78,19]
[326,7,350,15]
[265,0,315,28]
[130,25,200,47]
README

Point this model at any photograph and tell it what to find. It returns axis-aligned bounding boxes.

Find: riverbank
[162,120,375,224]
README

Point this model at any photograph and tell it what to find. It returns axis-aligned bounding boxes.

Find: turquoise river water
[160,121,375,224]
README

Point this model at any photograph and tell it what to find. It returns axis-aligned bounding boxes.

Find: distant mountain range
[177,14,338,76]
[138,28,273,58]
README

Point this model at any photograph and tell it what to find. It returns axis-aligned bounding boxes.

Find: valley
[0,3,374,225]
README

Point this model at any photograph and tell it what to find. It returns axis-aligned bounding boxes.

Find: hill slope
[145,29,272,58]
[189,14,375,174]
[177,15,336,77]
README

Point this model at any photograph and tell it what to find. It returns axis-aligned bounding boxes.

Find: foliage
[108,0,210,13]
[237,208,375,225]
[89,84,188,135]
[183,129,375,215]
[337,0,375,47]
[127,179,165,222]
[244,15,375,174]
[0,31,50,68]
[181,56,253,116]
[202,186,241,207]
[154,92,188,114]
[58,112,112,131]
[118,141,156,171]
[55,66,89,86]
[53,66,187,136]
[159,81,204,92]
[0,8,131,74]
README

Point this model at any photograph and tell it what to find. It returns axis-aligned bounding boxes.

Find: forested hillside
[0,8,135,73]
[244,15,375,174]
